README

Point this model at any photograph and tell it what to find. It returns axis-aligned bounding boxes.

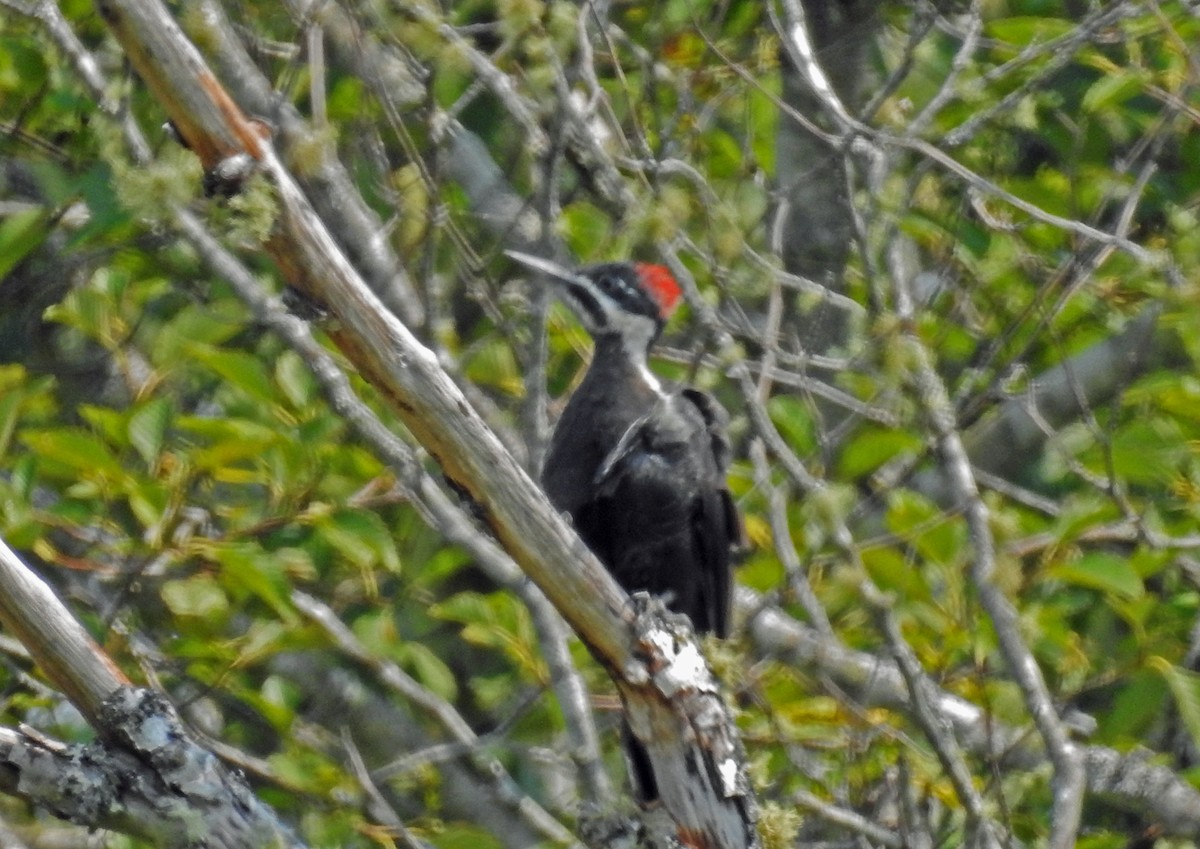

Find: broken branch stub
[618,594,758,849]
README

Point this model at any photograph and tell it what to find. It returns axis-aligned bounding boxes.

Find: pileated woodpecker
[508,251,739,799]
[508,251,738,639]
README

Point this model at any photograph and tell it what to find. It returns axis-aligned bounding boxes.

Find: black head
[506,251,681,353]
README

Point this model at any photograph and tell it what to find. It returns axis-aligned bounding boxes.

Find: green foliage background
[2,0,1200,847]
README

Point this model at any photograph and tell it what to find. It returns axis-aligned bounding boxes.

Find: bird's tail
[621,719,660,803]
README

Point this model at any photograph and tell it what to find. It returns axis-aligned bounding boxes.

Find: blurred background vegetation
[2,0,1200,846]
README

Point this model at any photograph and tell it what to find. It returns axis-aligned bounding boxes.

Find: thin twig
[293,591,577,846]
[889,252,1085,849]
[748,441,833,636]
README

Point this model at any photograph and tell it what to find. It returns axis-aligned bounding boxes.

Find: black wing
[680,388,740,638]
[574,390,738,637]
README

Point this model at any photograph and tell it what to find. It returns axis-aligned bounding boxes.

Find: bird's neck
[592,335,663,396]
[542,336,663,511]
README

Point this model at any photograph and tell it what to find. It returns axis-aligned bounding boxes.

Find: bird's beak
[505,250,606,331]
[504,250,581,286]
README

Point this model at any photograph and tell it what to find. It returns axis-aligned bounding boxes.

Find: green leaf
[351,609,400,656]
[275,350,316,408]
[431,591,495,627]
[317,508,402,574]
[408,823,504,849]
[435,591,542,679]
[274,546,317,581]
[985,17,1075,45]
[1109,419,1185,486]
[267,748,343,796]
[1075,835,1125,849]
[704,128,744,179]
[187,343,277,404]
[11,454,35,503]
[128,398,171,467]
[201,541,297,623]
[0,208,49,281]
[861,546,932,603]
[78,405,128,448]
[176,416,280,470]
[73,161,131,238]
[1047,552,1143,601]
[162,575,230,620]
[0,37,48,91]
[0,387,25,460]
[885,489,964,566]
[128,480,170,531]
[44,284,119,343]
[153,304,244,365]
[1101,669,1167,742]
[1052,494,1121,542]
[1082,70,1146,114]
[558,201,612,258]
[767,395,816,457]
[19,427,124,480]
[396,641,458,701]
[838,427,921,479]
[1150,657,1200,750]
[463,337,523,397]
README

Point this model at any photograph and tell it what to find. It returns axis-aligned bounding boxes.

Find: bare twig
[341,730,428,849]
[872,601,1003,849]
[293,591,577,846]
[907,0,984,135]
[889,259,1085,849]
[0,539,127,723]
[748,440,833,636]
[741,589,1200,837]
[793,787,904,848]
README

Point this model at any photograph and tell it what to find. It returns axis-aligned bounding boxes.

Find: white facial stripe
[638,362,664,395]
[609,310,666,396]
[609,307,657,350]
[610,275,638,301]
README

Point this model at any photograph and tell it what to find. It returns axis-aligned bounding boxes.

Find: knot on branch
[4,687,300,847]
[5,687,210,831]
[9,733,118,825]
[100,687,204,781]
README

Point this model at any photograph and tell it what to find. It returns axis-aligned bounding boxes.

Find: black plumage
[509,253,740,800]
[541,334,737,639]
[522,258,739,641]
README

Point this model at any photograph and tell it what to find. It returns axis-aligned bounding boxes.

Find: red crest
[635,263,682,319]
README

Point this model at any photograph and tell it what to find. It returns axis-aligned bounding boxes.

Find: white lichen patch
[646,629,713,697]
[622,657,651,686]
[718,757,739,797]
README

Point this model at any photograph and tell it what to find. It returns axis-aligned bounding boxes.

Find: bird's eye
[599,274,630,299]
